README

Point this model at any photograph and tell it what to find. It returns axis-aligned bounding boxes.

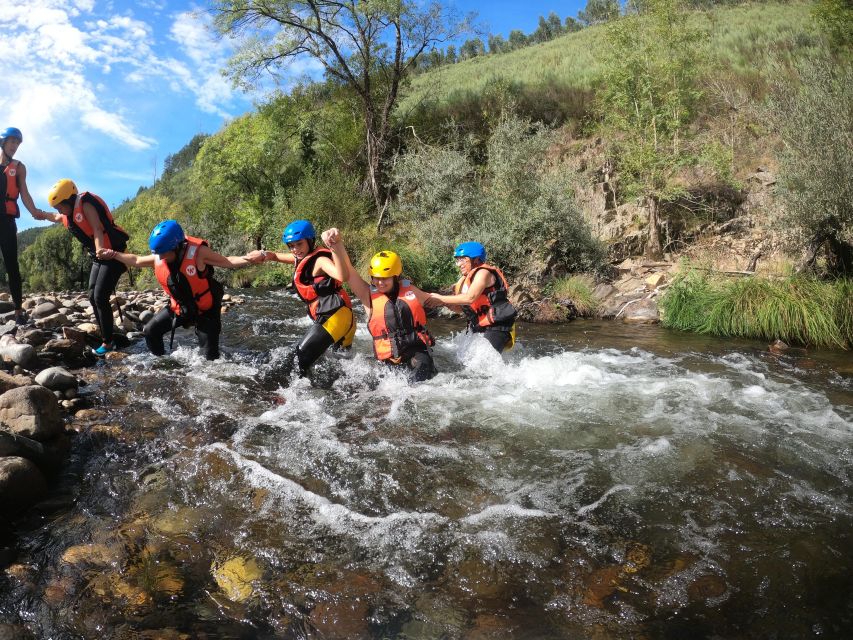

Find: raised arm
[328,231,370,308]
[317,228,348,282]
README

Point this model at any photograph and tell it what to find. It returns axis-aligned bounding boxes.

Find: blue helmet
[149,220,186,254]
[1,127,22,143]
[282,219,315,244]
[453,241,486,262]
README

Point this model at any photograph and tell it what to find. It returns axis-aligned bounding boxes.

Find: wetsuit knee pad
[321,306,355,347]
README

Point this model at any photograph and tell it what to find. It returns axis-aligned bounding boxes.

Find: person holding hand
[98,220,252,360]
[245,219,355,375]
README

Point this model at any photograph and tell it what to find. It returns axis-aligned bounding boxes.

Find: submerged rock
[212,556,263,602]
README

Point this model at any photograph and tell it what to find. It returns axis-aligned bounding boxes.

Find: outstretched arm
[431,270,493,306]
[198,245,253,270]
[97,248,157,268]
[245,249,296,265]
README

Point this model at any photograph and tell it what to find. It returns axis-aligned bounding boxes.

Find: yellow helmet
[369,250,402,277]
[48,179,78,207]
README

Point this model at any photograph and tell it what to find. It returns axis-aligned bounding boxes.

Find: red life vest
[154,236,215,316]
[368,282,434,362]
[454,263,516,330]
[292,248,352,320]
[3,160,20,217]
[61,192,129,255]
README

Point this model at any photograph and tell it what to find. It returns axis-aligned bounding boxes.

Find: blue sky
[4,0,584,232]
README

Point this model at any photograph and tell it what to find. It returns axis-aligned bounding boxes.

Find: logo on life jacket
[7,168,14,177]
[185,264,197,277]
[74,212,84,223]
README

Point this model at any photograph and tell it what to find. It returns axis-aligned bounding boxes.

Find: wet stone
[211,556,263,602]
[687,574,727,602]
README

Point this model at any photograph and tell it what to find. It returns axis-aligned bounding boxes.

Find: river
[1,288,851,639]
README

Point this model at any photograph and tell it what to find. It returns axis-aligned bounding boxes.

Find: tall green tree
[213,0,466,222]
[579,0,620,26]
[598,0,706,258]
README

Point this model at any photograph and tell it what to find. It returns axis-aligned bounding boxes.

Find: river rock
[0,320,16,337]
[0,385,63,441]
[0,456,48,514]
[62,326,88,344]
[0,341,37,368]
[14,327,52,347]
[31,302,59,319]
[35,367,78,392]
[620,298,660,323]
[0,371,33,394]
[0,301,15,314]
[212,556,263,602]
[0,430,45,459]
[77,322,100,335]
[35,312,69,330]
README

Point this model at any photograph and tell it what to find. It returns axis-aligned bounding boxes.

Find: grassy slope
[399,1,814,113]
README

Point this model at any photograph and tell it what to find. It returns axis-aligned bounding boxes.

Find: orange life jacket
[61,192,129,256]
[293,247,352,320]
[3,161,19,217]
[454,264,517,330]
[154,236,216,316]
[368,282,434,362]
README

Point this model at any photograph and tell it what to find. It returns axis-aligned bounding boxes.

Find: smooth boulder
[0,385,63,441]
[0,456,48,515]
[35,367,78,392]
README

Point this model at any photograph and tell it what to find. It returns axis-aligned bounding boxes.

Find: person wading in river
[245,219,355,375]
[0,127,51,323]
[329,228,437,382]
[97,220,253,360]
[428,241,517,353]
[41,179,130,356]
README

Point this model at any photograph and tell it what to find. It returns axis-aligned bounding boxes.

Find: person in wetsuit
[1,127,52,323]
[429,241,517,353]
[245,219,355,375]
[41,179,130,356]
[329,228,437,382]
[97,220,253,360]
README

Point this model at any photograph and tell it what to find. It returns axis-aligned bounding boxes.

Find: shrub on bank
[548,276,598,317]
[660,270,852,348]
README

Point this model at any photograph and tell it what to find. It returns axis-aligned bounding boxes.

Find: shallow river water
[2,289,852,639]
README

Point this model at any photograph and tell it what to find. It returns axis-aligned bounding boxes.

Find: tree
[20,225,89,292]
[508,29,528,51]
[460,37,486,59]
[598,0,706,258]
[769,56,853,275]
[578,0,620,26]
[445,44,457,64]
[487,34,507,55]
[213,0,465,223]
[564,16,582,33]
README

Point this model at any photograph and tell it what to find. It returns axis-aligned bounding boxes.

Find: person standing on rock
[244,219,356,375]
[428,242,517,353]
[0,127,51,324]
[97,220,253,361]
[40,179,129,356]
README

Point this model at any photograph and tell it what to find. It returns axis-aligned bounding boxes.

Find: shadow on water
[1,289,851,638]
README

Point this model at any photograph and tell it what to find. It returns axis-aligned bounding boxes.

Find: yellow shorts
[321,306,356,348]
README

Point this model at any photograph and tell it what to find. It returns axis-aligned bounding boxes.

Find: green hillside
[400,1,814,115]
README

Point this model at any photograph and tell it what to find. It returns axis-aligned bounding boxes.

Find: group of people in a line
[1,126,517,382]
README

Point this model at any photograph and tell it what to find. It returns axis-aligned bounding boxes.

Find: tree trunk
[644,196,663,260]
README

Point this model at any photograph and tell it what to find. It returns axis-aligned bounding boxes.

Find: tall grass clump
[661,271,851,348]
[548,276,598,316]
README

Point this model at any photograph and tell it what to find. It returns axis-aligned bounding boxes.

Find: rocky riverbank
[0,289,244,520]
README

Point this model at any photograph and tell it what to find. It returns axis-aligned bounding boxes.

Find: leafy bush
[391,113,605,282]
[548,275,599,316]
